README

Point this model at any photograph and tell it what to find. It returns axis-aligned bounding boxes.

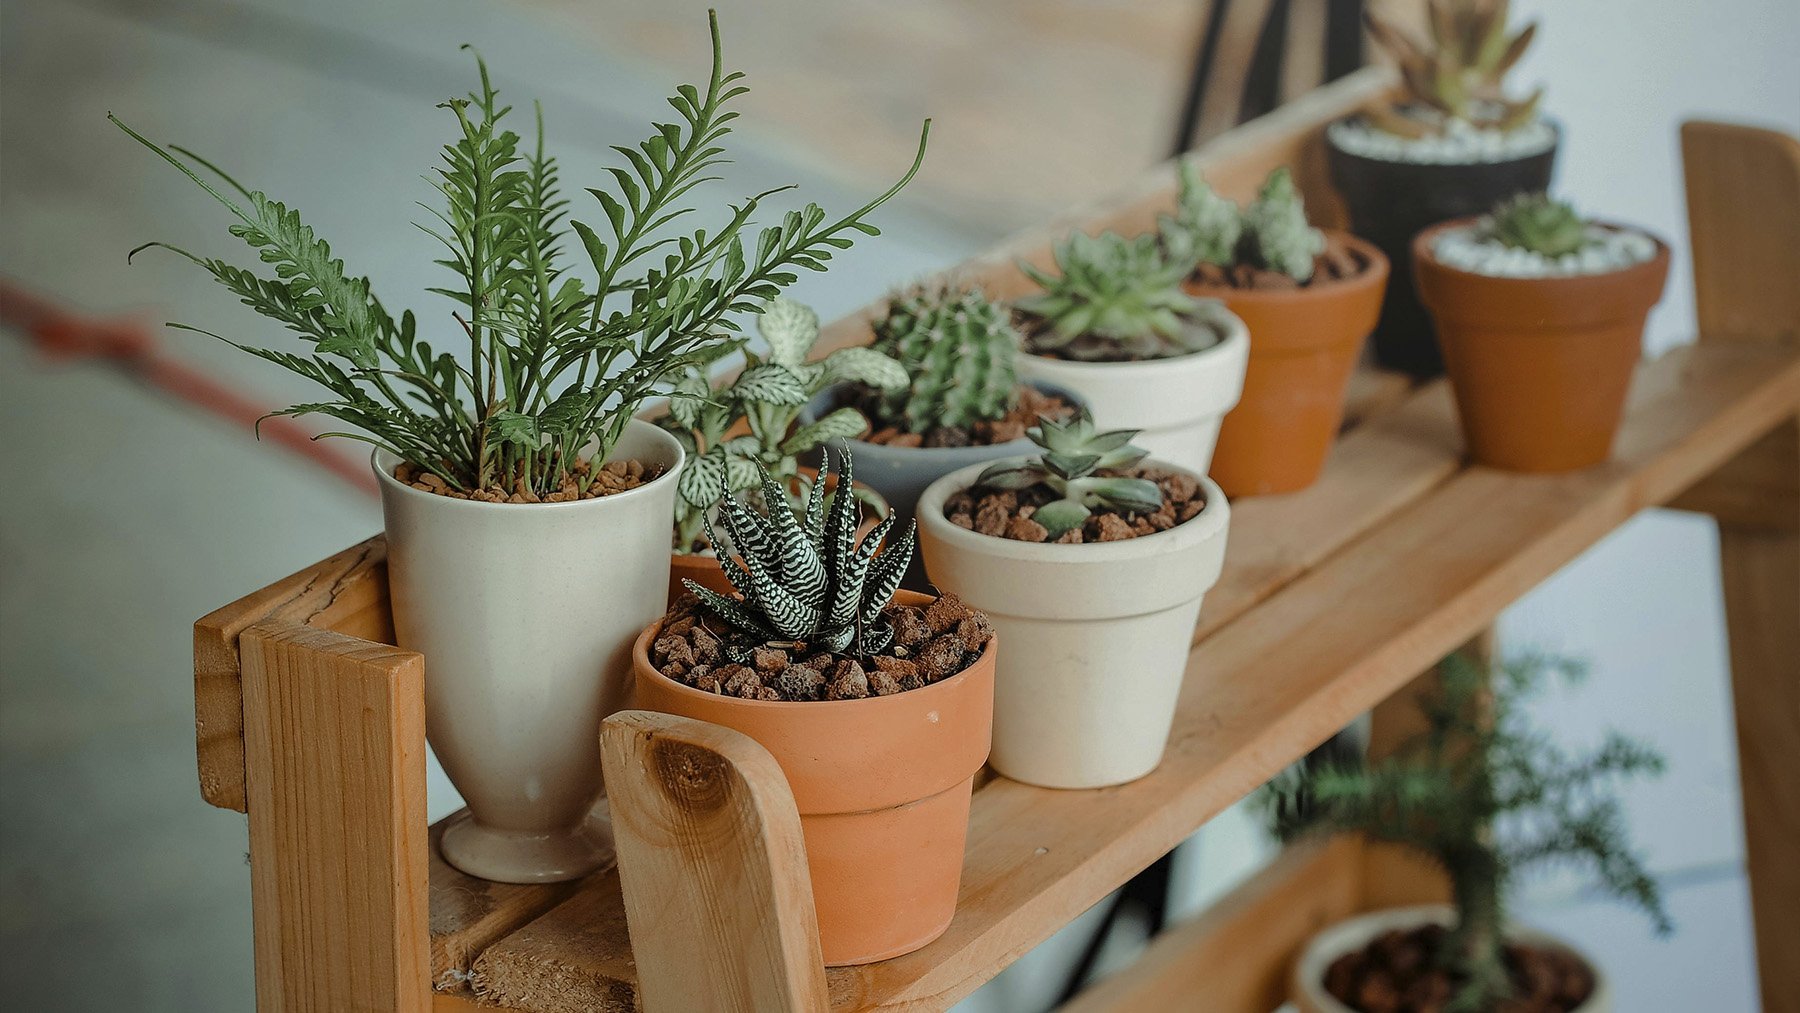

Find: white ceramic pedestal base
[438,808,612,885]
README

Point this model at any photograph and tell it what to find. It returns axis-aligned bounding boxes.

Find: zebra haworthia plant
[972,414,1162,539]
[685,449,915,658]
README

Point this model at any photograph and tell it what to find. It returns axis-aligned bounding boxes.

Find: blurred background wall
[2,0,1796,1008]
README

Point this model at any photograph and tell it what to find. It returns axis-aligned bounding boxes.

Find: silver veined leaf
[730,363,812,406]
[677,450,728,509]
[822,346,908,390]
[756,296,820,367]
[779,406,868,456]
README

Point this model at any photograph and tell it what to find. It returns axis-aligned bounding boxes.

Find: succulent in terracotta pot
[1268,651,1669,1013]
[114,12,929,883]
[916,416,1230,788]
[1413,194,1669,472]
[1327,0,1559,377]
[1168,164,1388,496]
[633,450,996,964]
[1011,231,1249,474]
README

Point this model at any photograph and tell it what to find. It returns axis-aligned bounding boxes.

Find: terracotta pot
[1327,121,1560,378]
[667,467,888,600]
[631,589,995,965]
[1413,220,1670,472]
[916,462,1229,788]
[1293,905,1612,1013]
[375,420,683,884]
[1192,232,1388,496]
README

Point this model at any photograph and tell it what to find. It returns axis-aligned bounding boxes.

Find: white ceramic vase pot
[375,419,684,884]
[916,461,1230,788]
[1292,905,1612,1013]
[1012,311,1248,476]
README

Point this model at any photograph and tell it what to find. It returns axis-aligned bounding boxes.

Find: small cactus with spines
[1016,231,1228,362]
[1363,0,1543,138]
[867,286,1020,435]
[1488,193,1590,258]
[971,415,1162,540]
[686,449,914,658]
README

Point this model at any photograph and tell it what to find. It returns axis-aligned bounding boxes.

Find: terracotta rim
[1183,230,1391,308]
[1412,217,1672,288]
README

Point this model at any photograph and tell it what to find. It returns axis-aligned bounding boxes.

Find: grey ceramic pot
[801,381,1086,589]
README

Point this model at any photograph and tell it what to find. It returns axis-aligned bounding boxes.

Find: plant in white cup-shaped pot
[1268,652,1670,1013]
[1011,231,1248,475]
[917,416,1230,788]
[114,13,929,883]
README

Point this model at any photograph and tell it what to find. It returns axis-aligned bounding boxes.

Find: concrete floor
[2,0,1791,1010]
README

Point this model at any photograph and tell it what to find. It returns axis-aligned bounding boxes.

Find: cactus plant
[685,449,914,657]
[971,414,1162,539]
[1241,168,1328,282]
[1487,192,1590,258]
[1162,164,1327,283]
[1165,159,1243,268]
[1016,231,1227,362]
[865,286,1021,435]
[1363,0,1542,138]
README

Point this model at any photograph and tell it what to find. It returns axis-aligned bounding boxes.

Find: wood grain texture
[428,816,586,992]
[241,619,429,1012]
[600,710,827,1013]
[194,535,391,811]
[1682,121,1800,345]
[468,870,639,1013]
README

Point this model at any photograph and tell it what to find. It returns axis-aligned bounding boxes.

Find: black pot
[1327,121,1559,378]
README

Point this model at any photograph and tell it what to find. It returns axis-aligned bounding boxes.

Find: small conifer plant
[864,286,1021,435]
[1264,652,1669,1011]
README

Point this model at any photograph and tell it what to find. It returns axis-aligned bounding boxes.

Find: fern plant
[111,13,928,498]
[686,449,913,657]
[1016,231,1225,362]
[1264,652,1669,1011]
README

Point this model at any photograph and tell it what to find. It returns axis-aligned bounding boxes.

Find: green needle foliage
[1263,652,1670,1012]
[111,12,928,498]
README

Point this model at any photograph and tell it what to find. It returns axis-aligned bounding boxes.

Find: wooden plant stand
[193,69,1800,1012]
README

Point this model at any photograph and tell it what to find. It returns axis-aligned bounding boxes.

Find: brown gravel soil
[858,385,1079,449]
[1323,924,1596,1013]
[650,592,994,702]
[943,466,1205,543]
[392,458,659,503]
[1190,232,1371,292]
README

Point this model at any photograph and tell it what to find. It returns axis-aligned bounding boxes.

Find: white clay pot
[916,461,1229,788]
[1012,311,1248,476]
[375,420,683,883]
[1292,905,1612,1013]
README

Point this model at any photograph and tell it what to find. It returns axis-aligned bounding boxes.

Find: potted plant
[801,284,1084,586]
[1413,194,1669,472]
[116,14,929,883]
[915,416,1229,788]
[661,296,900,596]
[1010,230,1249,475]
[633,450,996,965]
[1268,652,1670,1013]
[1327,0,1557,377]
[1167,164,1388,496]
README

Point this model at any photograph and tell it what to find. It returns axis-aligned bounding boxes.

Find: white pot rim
[1017,309,1249,385]
[916,457,1229,565]
[372,418,685,513]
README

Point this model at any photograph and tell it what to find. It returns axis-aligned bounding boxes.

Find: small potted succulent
[1413,194,1669,472]
[1327,0,1557,377]
[661,297,899,596]
[801,284,1083,585]
[1167,164,1388,496]
[117,14,928,883]
[1268,652,1669,1013]
[633,450,997,965]
[916,416,1229,789]
[1010,231,1249,475]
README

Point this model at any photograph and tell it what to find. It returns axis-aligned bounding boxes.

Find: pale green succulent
[1163,158,1242,268]
[1241,168,1326,282]
[867,285,1019,434]
[1016,231,1219,362]
[971,414,1162,540]
[1488,193,1590,258]
[1162,163,1325,283]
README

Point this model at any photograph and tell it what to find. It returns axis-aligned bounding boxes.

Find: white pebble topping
[1432,222,1658,278]
[1329,116,1557,165]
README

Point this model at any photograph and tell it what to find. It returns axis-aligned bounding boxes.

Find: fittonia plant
[112,13,927,498]
[1487,193,1590,258]
[970,415,1162,539]
[686,449,914,657]
[662,297,906,552]
[1363,0,1542,138]
[866,286,1020,435]
[1163,164,1325,282]
[1016,231,1226,362]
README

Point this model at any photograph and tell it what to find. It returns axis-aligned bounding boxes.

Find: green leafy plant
[1016,231,1225,362]
[1487,193,1590,258]
[112,13,928,498]
[1363,0,1542,138]
[864,285,1020,435]
[686,449,914,657]
[1264,652,1669,1011]
[970,414,1162,539]
[662,296,905,551]
[1164,164,1325,282]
